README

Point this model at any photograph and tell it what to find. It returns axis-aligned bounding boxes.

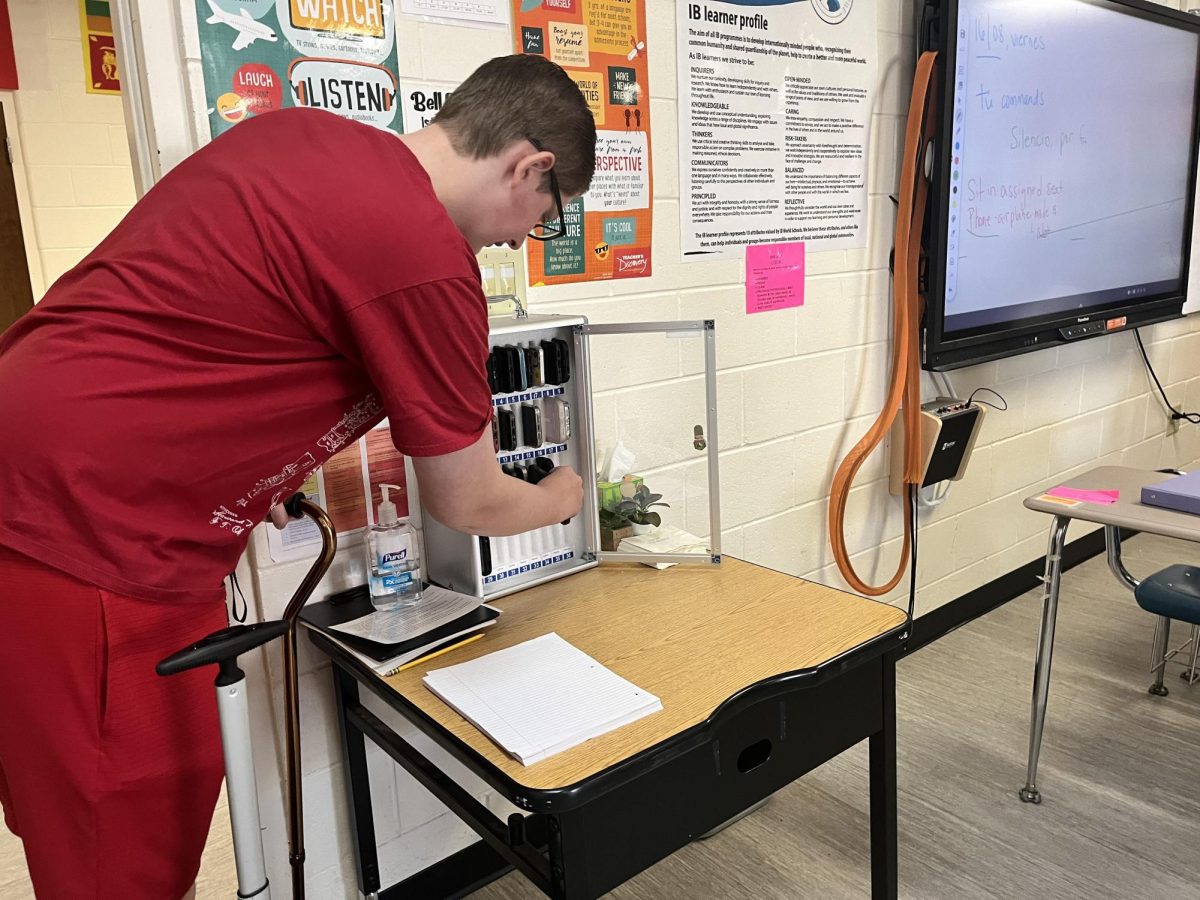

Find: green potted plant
[598,506,634,552]
[615,485,670,535]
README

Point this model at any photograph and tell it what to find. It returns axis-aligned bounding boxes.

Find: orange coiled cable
[828,51,939,596]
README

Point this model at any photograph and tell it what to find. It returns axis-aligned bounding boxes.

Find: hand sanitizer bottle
[366,483,422,611]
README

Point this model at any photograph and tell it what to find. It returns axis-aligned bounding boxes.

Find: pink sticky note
[746,241,805,314]
[1046,486,1120,505]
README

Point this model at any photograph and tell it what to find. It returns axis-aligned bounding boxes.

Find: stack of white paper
[423,633,662,765]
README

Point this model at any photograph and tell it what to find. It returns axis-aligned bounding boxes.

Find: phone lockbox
[421,314,723,600]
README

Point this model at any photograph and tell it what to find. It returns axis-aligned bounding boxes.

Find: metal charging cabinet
[422,314,722,598]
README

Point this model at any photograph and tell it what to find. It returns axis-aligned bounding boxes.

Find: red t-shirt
[0,108,492,604]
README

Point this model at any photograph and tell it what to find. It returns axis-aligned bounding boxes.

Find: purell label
[381,571,414,589]
[377,532,413,571]
[380,549,408,567]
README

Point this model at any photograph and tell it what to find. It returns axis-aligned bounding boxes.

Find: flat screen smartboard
[922,0,1200,369]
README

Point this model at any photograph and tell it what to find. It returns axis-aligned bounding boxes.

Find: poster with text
[266,420,408,561]
[194,0,401,140]
[677,0,875,260]
[512,0,653,285]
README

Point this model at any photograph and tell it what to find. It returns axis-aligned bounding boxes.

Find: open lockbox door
[578,320,722,567]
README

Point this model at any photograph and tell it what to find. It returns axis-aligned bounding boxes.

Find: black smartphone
[492,346,514,393]
[521,403,542,448]
[553,338,571,381]
[506,345,528,391]
[540,339,565,385]
[479,536,492,576]
[486,352,499,394]
[497,408,517,451]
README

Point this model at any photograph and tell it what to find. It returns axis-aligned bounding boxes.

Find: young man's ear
[512,145,555,188]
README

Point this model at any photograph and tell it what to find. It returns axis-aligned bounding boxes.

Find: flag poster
[193,0,401,139]
[79,0,119,94]
[512,0,653,285]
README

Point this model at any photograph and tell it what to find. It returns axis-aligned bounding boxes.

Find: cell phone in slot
[524,344,544,387]
[506,345,528,391]
[486,352,499,394]
[544,397,571,443]
[490,413,500,452]
[492,346,514,393]
[553,338,571,382]
[479,536,492,577]
[521,403,542,448]
[497,408,518,451]
[540,339,564,385]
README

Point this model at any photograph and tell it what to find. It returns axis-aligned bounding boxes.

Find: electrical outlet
[476,246,528,318]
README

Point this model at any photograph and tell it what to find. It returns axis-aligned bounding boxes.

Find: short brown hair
[433,55,596,197]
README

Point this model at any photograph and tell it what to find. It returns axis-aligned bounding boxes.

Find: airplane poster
[193,0,401,139]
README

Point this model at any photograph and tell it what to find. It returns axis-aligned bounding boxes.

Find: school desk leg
[869,654,899,900]
[333,666,383,898]
[1019,514,1070,804]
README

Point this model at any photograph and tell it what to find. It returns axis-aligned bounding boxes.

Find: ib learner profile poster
[677,0,876,260]
[512,0,654,285]
[193,0,402,139]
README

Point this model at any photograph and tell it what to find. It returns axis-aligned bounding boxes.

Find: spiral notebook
[422,633,662,766]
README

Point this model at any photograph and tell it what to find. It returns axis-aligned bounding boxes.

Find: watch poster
[512,0,653,286]
[193,0,401,139]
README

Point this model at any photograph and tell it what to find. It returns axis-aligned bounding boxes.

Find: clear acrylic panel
[581,320,720,566]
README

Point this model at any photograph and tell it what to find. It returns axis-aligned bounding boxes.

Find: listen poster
[512,0,654,285]
[193,0,401,139]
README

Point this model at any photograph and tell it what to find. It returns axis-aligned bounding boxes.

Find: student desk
[1021,465,1200,804]
[303,557,909,899]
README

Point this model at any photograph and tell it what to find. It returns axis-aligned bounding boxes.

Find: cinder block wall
[6,0,136,296]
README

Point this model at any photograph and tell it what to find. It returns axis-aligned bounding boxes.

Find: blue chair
[1135,564,1200,696]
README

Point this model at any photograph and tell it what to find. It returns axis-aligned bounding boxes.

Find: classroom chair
[1135,564,1200,696]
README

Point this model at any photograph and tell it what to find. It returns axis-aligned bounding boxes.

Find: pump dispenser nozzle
[377,483,402,526]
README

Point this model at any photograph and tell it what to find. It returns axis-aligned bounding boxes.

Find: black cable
[229,571,248,623]
[966,387,1008,411]
[907,483,918,642]
[1134,328,1200,425]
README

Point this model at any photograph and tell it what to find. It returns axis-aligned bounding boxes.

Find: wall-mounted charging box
[889,398,986,494]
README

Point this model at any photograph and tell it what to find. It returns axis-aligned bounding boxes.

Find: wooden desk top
[373,557,906,792]
[1025,466,1200,541]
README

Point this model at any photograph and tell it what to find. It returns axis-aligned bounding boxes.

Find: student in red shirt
[0,53,594,899]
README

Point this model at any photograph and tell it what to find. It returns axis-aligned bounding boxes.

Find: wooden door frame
[0,92,45,299]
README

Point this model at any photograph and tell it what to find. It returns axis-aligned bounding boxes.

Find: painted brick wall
[6,0,135,296]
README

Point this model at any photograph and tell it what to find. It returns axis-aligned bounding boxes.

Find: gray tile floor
[3,532,1198,899]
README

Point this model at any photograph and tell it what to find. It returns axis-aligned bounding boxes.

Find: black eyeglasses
[527,138,566,242]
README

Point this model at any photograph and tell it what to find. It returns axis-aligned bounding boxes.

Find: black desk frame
[309,626,905,900]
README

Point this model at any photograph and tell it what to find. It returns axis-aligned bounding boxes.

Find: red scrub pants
[0,544,227,899]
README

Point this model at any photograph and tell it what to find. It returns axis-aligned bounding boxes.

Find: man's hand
[538,465,583,522]
[268,504,290,530]
[413,428,584,535]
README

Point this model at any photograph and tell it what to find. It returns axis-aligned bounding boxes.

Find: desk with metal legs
[302,557,908,899]
[1021,466,1200,804]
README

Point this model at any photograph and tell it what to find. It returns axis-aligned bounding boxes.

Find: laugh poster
[512,0,653,285]
[193,0,401,139]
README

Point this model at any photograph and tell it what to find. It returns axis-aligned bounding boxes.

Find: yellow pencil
[386,632,485,675]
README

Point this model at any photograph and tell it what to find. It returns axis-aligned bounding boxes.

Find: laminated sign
[511,0,654,285]
[193,0,402,138]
